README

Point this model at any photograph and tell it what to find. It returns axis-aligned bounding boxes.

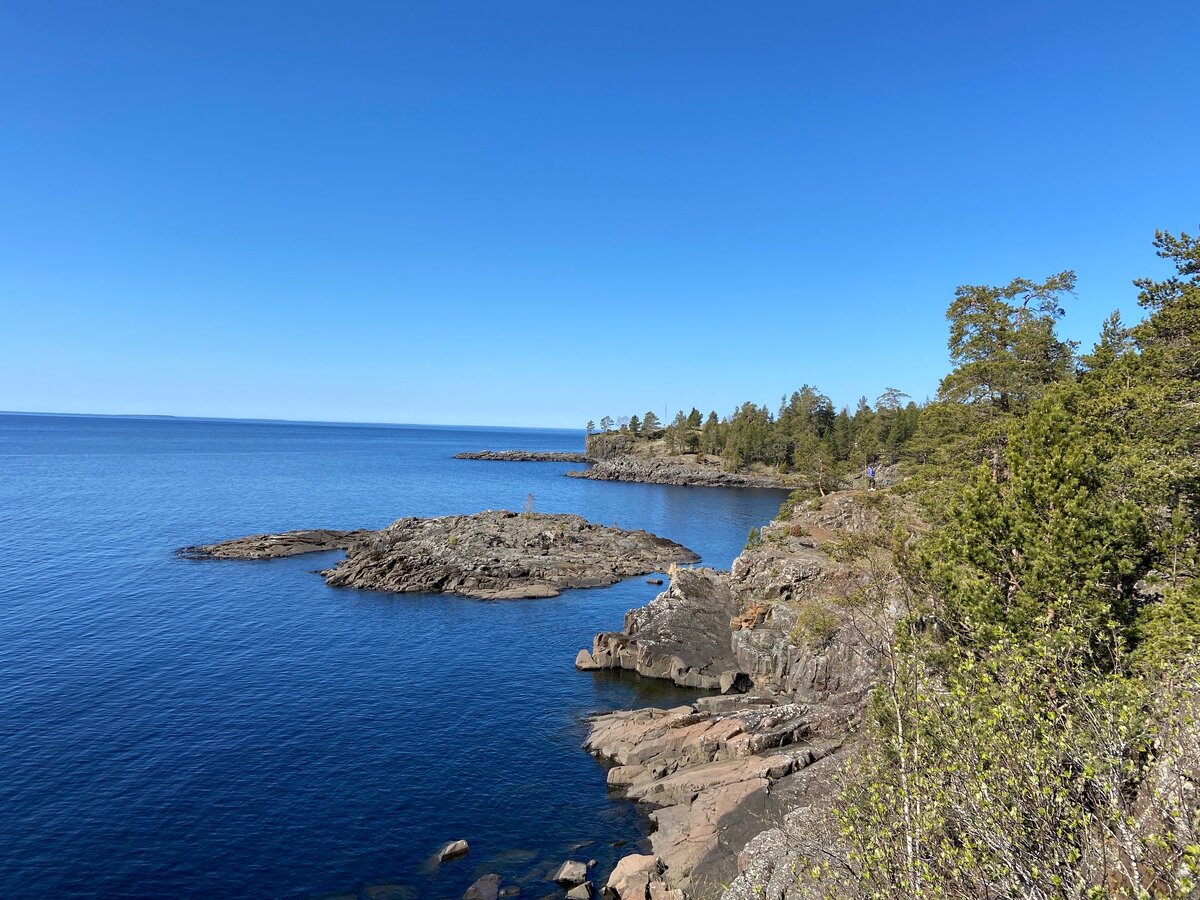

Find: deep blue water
[0,414,785,899]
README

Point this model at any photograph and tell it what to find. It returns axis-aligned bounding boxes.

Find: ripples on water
[0,414,786,898]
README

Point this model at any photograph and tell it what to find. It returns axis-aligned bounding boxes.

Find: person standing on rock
[866,464,876,491]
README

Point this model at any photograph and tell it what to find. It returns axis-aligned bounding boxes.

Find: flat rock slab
[454,450,591,462]
[180,511,698,601]
[177,529,371,560]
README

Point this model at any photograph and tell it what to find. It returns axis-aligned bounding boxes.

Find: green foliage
[823,636,1200,900]
[809,228,1200,900]
[600,384,922,477]
[919,396,1148,652]
[788,604,841,647]
[939,270,1077,414]
[744,527,762,550]
[1135,586,1200,672]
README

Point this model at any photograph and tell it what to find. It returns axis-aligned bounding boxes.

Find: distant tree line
[586,388,921,494]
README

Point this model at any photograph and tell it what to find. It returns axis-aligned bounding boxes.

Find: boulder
[566,882,593,899]
[438,839,470,862]
[605,854,662,898]
[575,649,600,670]
[551,860,588,886]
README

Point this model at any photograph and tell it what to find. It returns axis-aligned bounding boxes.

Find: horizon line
[0,409,585,433]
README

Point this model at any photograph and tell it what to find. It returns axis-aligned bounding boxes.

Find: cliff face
[577,489,909,899]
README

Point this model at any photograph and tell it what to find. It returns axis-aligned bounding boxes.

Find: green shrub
[788,604,841,647]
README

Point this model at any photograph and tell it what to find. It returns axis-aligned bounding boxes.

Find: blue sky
[2,1,1197,427]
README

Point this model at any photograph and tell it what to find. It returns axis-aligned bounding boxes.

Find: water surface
[0,414,785,898]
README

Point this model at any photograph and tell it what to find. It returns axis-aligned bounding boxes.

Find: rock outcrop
[579,489,910,899]
[454,450,591,462]
[568,454,795,489]
[183,511,699,601]
[323,512,698,599]
[177,528,370,560]
[587,696,850,898]
[577,568,747,690]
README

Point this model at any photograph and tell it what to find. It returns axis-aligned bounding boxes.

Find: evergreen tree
[813,229,1200,900]
[666,410,688,454]
[701,411,723,455]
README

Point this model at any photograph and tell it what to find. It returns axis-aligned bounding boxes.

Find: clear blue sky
[2,1,1197,427]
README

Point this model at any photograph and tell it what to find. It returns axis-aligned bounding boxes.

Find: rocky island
[180,510,699,600]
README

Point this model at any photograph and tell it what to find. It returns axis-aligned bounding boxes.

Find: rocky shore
[567,454,796,490]
[181,511,699,601]
[575,490,907,899]
[454,450,591,462]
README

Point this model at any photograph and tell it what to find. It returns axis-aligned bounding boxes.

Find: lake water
[0,414,786,898]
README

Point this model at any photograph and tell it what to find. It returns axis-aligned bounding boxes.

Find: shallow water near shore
[0,414,786,898]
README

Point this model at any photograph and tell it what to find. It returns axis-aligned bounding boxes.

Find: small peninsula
[454,450,590,462]
[180,510,698,600]
[566,453,794,489]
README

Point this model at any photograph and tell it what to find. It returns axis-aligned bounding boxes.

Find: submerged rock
[464,874,501,900]
[180,511,699,601]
